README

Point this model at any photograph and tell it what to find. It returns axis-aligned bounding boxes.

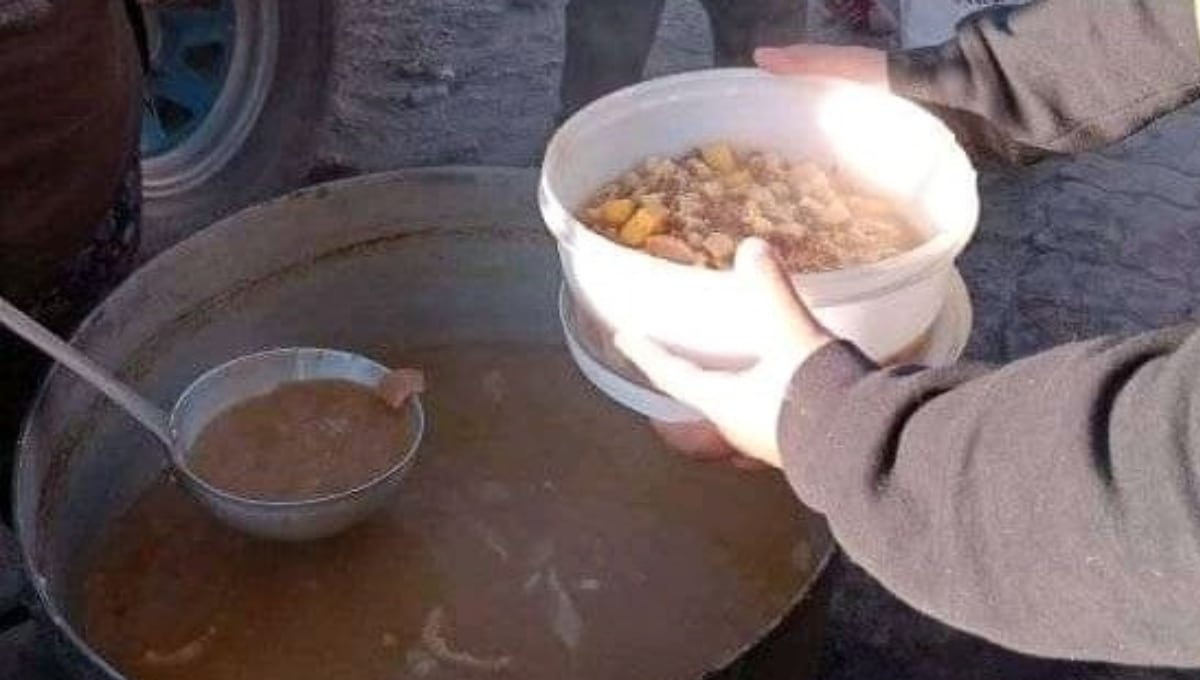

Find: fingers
[734,239,831,356]
[735,238,807,320]
[648,419,738,462]
[616,242,832,399]
[753,45,810,75]
[753,44,889,89]
[648,419,775,472]
[617,331,791,470]
[614,333,719,412]
[730,455,773,472]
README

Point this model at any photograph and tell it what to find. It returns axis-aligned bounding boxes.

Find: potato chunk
[618,204,668,246]
[596,198,636,228]
[644,235,701,264]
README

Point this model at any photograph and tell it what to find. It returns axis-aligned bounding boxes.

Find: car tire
[140,0,333,255]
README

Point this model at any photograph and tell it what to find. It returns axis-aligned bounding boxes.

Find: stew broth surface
[188,379,412,501]
[81,344,817,680]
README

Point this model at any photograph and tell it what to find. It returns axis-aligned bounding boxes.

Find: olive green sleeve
[887,0,1200,164]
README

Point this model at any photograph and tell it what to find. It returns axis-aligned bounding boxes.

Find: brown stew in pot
[81,345,820,680]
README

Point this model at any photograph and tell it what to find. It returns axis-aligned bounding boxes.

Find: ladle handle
[0,296,173,447]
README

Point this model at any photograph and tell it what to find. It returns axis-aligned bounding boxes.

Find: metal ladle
[0,297,425,541]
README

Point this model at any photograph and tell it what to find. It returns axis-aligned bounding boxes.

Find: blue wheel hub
[140,0,237,157]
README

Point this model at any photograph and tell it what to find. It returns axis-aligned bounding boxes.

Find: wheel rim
[141,0,279,198]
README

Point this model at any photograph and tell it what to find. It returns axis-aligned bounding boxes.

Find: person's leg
[699,0,808,66]
[560,0,668,119]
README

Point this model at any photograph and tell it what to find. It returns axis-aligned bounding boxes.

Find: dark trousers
[560,0,808,117]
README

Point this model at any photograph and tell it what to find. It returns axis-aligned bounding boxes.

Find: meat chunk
[701,232,737,263]
[594,199,636,229]
[377,368,426,410]
[644,235,702,264]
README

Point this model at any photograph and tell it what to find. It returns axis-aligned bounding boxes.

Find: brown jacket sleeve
[0,0,141,304]
[888,0,1200,164]
[779,326,1200,665]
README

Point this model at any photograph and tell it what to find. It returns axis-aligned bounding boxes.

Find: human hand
[753,44,890,90]
[647,418,771,471]
[616,239,834,468]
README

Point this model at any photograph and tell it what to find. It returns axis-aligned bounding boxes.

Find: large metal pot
[14,168,833,679]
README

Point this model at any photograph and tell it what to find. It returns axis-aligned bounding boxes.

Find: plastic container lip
[540,68,980,306]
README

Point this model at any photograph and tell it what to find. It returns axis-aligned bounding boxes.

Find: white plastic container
[539,69,979,365]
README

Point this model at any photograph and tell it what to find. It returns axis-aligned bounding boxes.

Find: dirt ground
[310,0,718,175]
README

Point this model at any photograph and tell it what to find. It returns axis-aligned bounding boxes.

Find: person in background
[558,0,810,119]
[0,0,145,512]
[617,0,1200,667]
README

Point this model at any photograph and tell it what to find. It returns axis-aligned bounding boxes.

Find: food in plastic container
[579,143,926,273]
[540,69,979,366]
